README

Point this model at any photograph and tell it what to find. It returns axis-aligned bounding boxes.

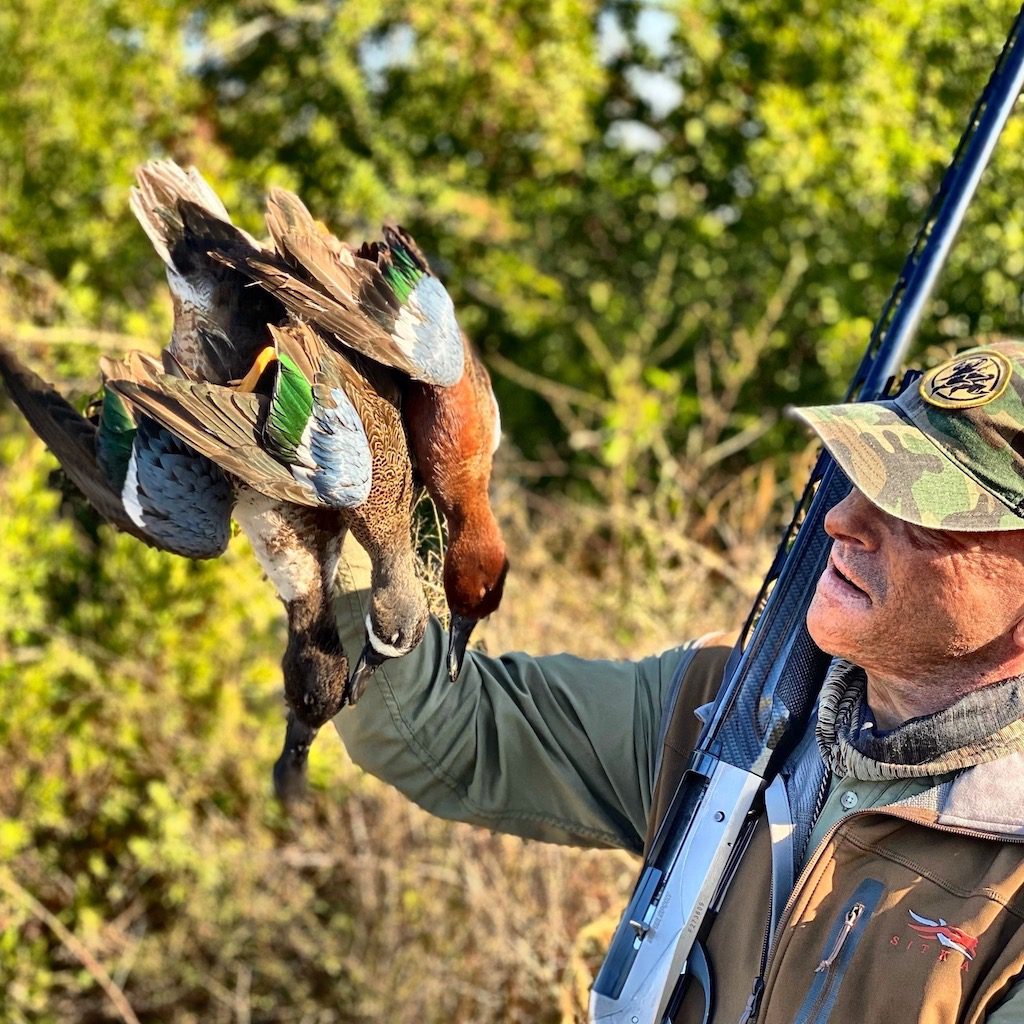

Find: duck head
[275,593,349,802]
[345,578,429,705]
[443,530,510,682]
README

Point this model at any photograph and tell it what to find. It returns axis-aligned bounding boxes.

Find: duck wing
[0,346,232,558]
[109,329,372,511]
[131,161,284,381]
[352,224,465,387]
[265,322,373,509]
[109,372,316,508]
[0,346,144,536]
[214,190,463,386]
[213,228,427,382]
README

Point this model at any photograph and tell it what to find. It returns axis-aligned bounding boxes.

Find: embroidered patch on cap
[919,350,1012,409]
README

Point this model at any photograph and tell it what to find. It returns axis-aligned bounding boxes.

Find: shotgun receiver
[589,9,1024,1023]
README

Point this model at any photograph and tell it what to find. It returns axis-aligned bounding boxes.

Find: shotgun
[589,8,1024,1023]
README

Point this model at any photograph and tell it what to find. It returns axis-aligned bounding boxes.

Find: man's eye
[904,522,968,553]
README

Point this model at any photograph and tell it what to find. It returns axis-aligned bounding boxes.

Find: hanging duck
[123,166,430,794]
[109,319,429,712]
[219,190,509,682]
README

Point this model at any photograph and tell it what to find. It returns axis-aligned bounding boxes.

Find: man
[332,339,1024,1022]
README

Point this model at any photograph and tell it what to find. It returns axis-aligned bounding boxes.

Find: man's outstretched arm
[330,538,705,853]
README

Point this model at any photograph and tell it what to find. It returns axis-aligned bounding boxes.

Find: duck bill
[345,642,389,706]
[447,613,479,682]
[272,710,316,805]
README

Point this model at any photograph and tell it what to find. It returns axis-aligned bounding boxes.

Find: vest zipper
[736,769,829,1024]
[736,806,1024,1024]
[736,902,772,1023]
[736,978,764,1024]
[813,903,863,972]
[796,886,881,1024]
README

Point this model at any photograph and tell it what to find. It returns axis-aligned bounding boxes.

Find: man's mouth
[829,554,870,599]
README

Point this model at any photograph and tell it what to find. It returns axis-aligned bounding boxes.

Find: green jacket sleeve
[330,539,700,853]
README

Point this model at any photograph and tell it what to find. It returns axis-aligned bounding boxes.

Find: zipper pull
[815,902,864,973]
[736,977,765,1024]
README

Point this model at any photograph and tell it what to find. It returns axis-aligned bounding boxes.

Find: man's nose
[823,486,879,546]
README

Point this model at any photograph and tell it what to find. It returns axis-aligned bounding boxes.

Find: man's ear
[1011,615,1024,653]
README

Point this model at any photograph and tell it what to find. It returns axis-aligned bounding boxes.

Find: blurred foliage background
[2,1,1024,1020]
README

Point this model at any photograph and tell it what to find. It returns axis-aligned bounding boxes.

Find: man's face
[806,487,1024,686]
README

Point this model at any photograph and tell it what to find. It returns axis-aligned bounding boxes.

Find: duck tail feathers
[176,199,261,264]
[131,160,259,276]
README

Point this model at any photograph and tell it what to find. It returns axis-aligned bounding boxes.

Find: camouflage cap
[791,339,1024,532]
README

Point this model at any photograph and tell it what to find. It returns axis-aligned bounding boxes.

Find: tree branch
[0,869,141,1024]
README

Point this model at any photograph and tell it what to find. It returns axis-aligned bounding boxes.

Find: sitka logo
[907,910,979,961]
[889,910,978,971]
[919,351,1011,409]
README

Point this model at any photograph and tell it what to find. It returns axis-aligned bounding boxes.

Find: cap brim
[791,401,1024,532]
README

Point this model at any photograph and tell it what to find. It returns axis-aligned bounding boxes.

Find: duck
[221,191,509,681]
[127,162,361,799]
[0,345,234,560]
[112,317,429,680]
[109,319,429,785]
[403,335,509,681]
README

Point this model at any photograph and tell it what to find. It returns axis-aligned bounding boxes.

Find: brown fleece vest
[645,641,1024,1024]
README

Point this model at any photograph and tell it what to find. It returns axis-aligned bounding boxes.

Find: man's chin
[806,604,863,662]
